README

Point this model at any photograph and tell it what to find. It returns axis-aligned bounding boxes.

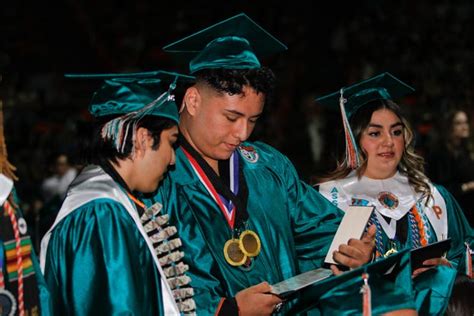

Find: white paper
[324,205,374,265]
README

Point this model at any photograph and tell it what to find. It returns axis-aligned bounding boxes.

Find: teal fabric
[190,36,261,73]
[89,78,179,123]
[414,265,457,315]
[345,88,392,116]
[43,198,165,315]
[318,181,473,315]
[296,250,414,315]
[146,142,415,314]
[436,185,474,274]
[31,247,53,315]
[414,185,473,315]
[162,13,287,73]
[316,72,415,117]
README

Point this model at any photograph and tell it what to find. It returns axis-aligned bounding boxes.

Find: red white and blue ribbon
[182,148,239,229]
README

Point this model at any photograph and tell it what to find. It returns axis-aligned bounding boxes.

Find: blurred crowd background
[1,1,473,250]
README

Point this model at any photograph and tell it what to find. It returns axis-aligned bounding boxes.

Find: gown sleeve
[43,199,164,315]
[275,149,343,271]
[436,185,474,272]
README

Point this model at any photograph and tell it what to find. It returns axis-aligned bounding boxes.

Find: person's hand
[412,257,452,278]
[332,225,376,270]
[235,282,283,316]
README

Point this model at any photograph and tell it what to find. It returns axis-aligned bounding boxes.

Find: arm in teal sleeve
[43,199,164,315]
[436,185,474,272]
[272,149,343,271]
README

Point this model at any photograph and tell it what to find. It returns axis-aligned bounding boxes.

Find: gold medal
[239,230,261,257]
[224,239,247,266]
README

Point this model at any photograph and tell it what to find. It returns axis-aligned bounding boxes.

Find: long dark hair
[443,109,472,157]
[322,99,432,201]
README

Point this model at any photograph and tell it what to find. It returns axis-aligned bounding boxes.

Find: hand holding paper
[324,206,375,271]
[332,224,376,271]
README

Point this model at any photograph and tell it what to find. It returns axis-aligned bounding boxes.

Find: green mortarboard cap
[65,70,195,82]
[68,70,193,153]
[89,77,180,122]
[316,72,415,118]
[65,70,194,122]
[163,13,287,74]
[293,250,414,315]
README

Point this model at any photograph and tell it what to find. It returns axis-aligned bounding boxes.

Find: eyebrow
[224,109,262,119]
[367,122,404,129]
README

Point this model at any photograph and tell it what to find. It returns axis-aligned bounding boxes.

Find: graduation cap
[315,72,415,169]
[163,13,287,74]
[316,72,415,118]
[293,249,414,315]
[67,70,192,153]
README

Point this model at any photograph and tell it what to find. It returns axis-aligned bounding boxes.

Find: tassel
[360,273,372,316]
[466,242,473,279]
[101,82,177,155]
[339,89,360,169]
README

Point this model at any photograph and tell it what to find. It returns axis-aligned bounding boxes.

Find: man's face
[136,125,179,193]
[183,85,265,165]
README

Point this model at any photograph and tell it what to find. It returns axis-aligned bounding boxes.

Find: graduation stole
[180,138,260,267]
[2,200,24,316]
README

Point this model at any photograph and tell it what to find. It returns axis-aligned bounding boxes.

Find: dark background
[1,1,473,212]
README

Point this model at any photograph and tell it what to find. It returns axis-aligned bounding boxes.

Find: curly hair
[193,67,276,102]
[322,99,432,203]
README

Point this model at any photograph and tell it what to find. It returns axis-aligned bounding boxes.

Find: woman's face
[451,111,470,139]
[360,109,405,179]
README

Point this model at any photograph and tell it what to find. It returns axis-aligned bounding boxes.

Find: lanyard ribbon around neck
[182,147,240,229]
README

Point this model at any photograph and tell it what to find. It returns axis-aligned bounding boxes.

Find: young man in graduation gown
[146,14,416,315]
[40,73,195,315]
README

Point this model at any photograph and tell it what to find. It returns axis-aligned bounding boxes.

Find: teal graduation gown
[146,142,416,314]
[319,173,474,315]
[40,166,177,315]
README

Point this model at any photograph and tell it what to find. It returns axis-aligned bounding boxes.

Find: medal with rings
[223,229,262,266]
[224,238,247,266]
[182,147,260,267]
[239,230,261,257]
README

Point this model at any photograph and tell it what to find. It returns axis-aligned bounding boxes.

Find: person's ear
[182,86,201,116]
[134,127,150,158]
